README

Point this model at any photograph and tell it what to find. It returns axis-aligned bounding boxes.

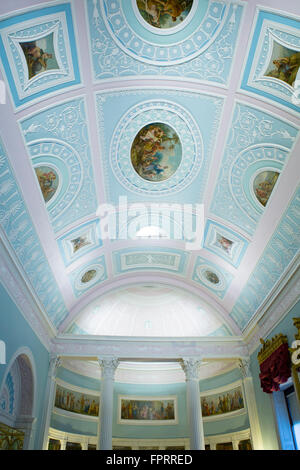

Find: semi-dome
[67,284,232,337]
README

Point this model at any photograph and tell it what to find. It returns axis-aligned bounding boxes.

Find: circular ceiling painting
[136,0,194,30]
[253,170,279,207]
[131,122,182,182]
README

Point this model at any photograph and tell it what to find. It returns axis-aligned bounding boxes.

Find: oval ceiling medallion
[135,0,194,31]
[253,170,279,207]
[35,165,59,203]
[204,269,219,285]
[81,269,97,284]
[131,122,182,182]
[110,100,203,195]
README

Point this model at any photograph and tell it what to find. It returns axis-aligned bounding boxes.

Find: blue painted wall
[0,281,49,449]
[250,299,300,450]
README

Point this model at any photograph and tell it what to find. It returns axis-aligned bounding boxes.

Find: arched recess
[0,347,37,450]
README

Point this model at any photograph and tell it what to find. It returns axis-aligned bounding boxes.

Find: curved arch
[59,274,242,336]
[0,347,37,449]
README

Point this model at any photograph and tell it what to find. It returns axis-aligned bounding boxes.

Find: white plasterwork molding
[0,234,53,350]
[245,257,300,354]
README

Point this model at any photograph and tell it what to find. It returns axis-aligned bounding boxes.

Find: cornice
[50,335,249,360]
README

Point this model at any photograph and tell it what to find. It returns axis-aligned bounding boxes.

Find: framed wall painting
[118,395,178,425]
[201,382,246,421]
[54,381,99,418]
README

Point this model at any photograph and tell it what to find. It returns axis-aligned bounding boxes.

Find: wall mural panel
[0,138,68,327]
[0,3,81,109]
[20,97,98,233]
[210,102,298,236]
[118,395,178,424]
[231,185,300,330]
[54,384,99,417]
[201,385,245,420]
[87,0,244,85]
[241,10,300,113]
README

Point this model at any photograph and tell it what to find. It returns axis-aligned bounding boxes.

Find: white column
[210,442,216,450]
[81,442,88,450]
[60,439,67,450]
[232,439,239,450]
[239,359,263,450]
[272,390,295,450]
[40,355,61,450]
[181,358,204,450]
[97,357,119,450]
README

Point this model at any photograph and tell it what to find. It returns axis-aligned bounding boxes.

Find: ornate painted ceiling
[0,0,299,347]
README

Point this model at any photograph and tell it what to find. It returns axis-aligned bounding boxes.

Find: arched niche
[0,348,36,450]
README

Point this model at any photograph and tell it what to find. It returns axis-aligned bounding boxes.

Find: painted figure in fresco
[121,400,174,420]
[217,235,233,254]
[35,168,57,203]
[131,123,181,182]
[205,270,219,285]
[71,236,90,253]
[21,41,54,79]
[137,0,193,28]
[81,269,97,284]
[201,388,244,417]
[266,52,300,87]
[254,172,279,207]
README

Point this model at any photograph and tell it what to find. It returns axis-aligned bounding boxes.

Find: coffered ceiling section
[0,0,299,339]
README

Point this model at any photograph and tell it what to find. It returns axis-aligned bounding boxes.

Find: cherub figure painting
[265,42,300,87]
[136,0,193,29]
[131,122,182,182]
[20,33,59,79]
[35,166,58,203]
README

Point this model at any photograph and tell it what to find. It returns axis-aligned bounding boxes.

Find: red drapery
[259,343,291,393]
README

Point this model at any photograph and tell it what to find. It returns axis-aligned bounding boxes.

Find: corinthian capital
[180,358,202,381]
[98,357,119,380]
[238,358,251,378]
[49,355,61,376]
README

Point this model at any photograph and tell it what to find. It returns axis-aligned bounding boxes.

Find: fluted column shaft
[97,357,119,450]
[181,358,204,450]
